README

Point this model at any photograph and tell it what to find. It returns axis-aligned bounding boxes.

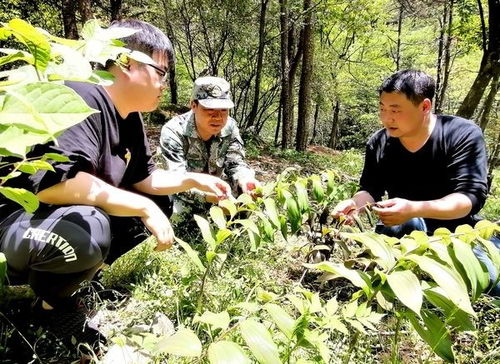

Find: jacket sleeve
[159,121,187,172]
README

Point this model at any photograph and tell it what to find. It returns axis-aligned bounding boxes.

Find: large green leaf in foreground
[0,82,98,136]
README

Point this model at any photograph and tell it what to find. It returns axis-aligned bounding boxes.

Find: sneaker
[31,298,107,356]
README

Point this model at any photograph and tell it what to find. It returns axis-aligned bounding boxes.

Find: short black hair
[379,69,435,105]
[103,19,174,70]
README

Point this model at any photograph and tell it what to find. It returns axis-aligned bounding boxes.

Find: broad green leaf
[175,237,206,273]
[155,328,202,357]
[451,238,489,300]
[407,310,454,362]
[219,199,237,218]
[41,152,71,162]
[208,341,250,364]
[474,220,498,240]
[194,311,230,331]
[325,297,339,315]
[311,177,325,202]
[16,160,54,175]
[428,241,454,267]
[206,250,217,264]
[0,186,38,213]
[305,262,372,296]
[239,319,281,364]
[234,219,259,234]
[295,181,309,213]
[7,19,50,72]
[0,51,32,67]
[0,83,98,136]
[386,270,422,315]
[454,224,476,243]
[286,197,301,234]
[46,43,93,81]
[264,303,295,339]
[303,330,331,363]
[0,252,7,288]
[423,286,475,331]
[257,288,279,303]
[210,206,227,230]
[342,232,395,270]
[263,198,280,228]
[0,125,50,157]
[324,316,349,334]
[476,237,500,270]
[215,228,232,244]
[406,254,474,315]
[194,215,216,250]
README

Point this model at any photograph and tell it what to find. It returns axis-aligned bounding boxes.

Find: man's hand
[140,203,175,251]
[191,173,232,201]
[372,198,415,226]
[332,199,358,224]
[238,177,261,197]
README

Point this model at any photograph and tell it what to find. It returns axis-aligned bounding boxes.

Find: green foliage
[0,252,6,289]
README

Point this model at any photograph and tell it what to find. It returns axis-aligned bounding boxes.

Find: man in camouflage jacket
[160,76,259,213]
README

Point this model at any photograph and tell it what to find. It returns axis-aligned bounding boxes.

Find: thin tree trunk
[78,0,93,24]
[62,0,78,39]
[328,100,340,149]
[479,71,500,131]
[110,0,123,21]
[280,0,291,149]
[395,4,403,70]
[436,0,454,113]
[295,0,314,151]
[435,0,449,112]
[457,0,500,119]
[247,0,269,129]
[161,0,178,104]
[309,103,320,144]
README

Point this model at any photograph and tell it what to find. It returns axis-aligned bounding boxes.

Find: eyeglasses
[145,63,169,85]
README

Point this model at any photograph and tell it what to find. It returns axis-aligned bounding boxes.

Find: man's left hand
[372,198,416,226]
[238,177,261,197]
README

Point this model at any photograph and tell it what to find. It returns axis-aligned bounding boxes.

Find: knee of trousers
[61,207,112,272]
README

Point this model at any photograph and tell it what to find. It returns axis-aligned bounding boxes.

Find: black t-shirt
[1,81,156,215]
[359,115,488,233]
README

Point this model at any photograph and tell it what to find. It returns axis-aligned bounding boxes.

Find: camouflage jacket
[160,111,255,195]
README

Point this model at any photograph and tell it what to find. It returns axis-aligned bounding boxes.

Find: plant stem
[391,313,402,364]
[196,263,211,313]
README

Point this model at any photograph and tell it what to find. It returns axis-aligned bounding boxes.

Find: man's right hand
[190,173,232,201]
[140,203,174,251]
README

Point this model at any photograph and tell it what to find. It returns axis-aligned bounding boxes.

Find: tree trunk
[62,0,78,39]
[78,0,93,24]
[160,0,178,104]
[395,4,403,70]
[436,0,454,113]
[479,71,500,131]
[280,0,292,149]
[110,0,123,21]
[457,0,500,119]
[247,0,269,129]
[309,103,320,144]
[328,100,340,149]
[295,0,314,151]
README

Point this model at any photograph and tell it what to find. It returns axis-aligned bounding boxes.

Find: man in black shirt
[333,69,498,295]
[0,19,231,354]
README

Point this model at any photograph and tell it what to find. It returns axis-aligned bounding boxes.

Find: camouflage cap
[191,76,234,109]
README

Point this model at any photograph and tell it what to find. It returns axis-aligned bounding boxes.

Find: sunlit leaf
[342,231,395,270]
[386,270,422,315]
[407,310,454,362]
[295,181,309,213]
[305,262,372,296]
[451,238,489,300]
[0,253,7,288]
[210,206,227,230]
[219,199,237,218]
[263,198,280,228]
[194,214,216,251]
[155,328,202,357]
[208,341,250,364]
[264,303,295,339]
[194,311,230,331]
[406,254,474,315]
[175,237,206,273]
[239,319,281,364]
[0,186,38,213]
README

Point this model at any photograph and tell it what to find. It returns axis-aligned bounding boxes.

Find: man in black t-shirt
[332,69,498,295]
[0,19,231,354]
